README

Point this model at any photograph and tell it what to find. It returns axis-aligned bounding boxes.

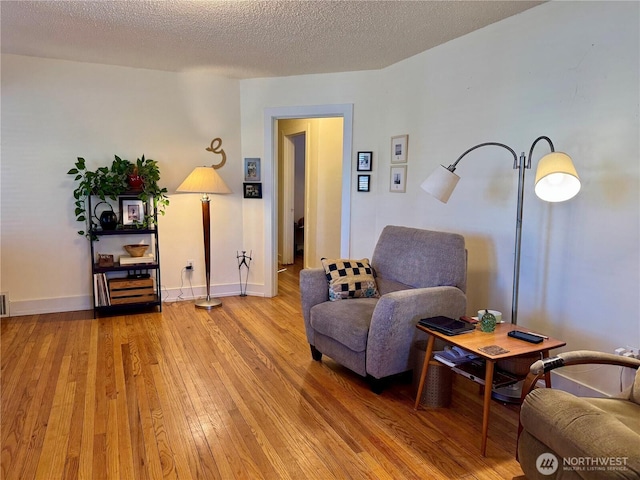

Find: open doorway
[278,117,343,272]
[263,104,353,297]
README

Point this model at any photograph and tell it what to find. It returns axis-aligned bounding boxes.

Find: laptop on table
[418,316,476,336]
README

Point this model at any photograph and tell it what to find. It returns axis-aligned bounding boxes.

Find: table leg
[413,335,436,410]
[480,359,495,456]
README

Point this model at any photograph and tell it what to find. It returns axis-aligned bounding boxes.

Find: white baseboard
[6,283,266,317]
[9,295,93,316]
[161,283,265,303]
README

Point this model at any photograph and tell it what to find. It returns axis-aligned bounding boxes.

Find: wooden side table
[413,322,566,456]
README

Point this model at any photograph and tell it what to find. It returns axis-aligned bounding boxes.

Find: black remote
[508,330,543,344]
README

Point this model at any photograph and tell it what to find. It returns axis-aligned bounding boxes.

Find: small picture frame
[391,135,409,164]
[243,183,262,199]
[357,151,373,172]
[244,158,261,182]
[120,197,145,226]
[390,165,407,193]
[357,174,370,192]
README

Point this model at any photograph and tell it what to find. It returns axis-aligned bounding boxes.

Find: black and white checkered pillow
[321,258,379,301]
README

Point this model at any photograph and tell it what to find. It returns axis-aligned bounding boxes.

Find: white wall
[1,1,638,395]
[0,56,245,313]
[240,1,639,395]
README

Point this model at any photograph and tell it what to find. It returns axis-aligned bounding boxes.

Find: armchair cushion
[321,257,379,300]
[310,299,377,352]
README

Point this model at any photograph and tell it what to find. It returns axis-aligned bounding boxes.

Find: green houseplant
[68,155,169,239]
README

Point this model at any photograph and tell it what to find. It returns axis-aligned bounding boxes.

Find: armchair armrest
[521,350,640,401]
[366,286,466,379]
[518,350,640,452]
[299,268,329,343]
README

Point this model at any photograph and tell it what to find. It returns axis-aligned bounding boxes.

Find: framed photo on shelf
[357,151,373,171]
[120,197,145,226]
[390,165,407,193]
[357,174,371,192]
[391,134,409,163]
[244,158,261,182]
[243,183,263,199]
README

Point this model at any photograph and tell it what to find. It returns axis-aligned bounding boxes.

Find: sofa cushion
[321,258,379,301]
[586,397,640,433]
[310,298,378,352]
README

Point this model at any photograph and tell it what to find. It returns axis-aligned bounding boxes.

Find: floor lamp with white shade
[421,135,581,401]
[176,165,232,309]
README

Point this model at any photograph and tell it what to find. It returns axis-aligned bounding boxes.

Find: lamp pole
[512,150,528,326]
[432,136,558,325]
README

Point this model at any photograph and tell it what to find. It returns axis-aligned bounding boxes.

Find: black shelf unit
[88,194,162,316]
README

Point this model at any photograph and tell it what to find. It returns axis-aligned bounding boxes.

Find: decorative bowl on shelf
[123,244,149,257]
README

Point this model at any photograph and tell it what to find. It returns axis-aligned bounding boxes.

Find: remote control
[507,330,544,344]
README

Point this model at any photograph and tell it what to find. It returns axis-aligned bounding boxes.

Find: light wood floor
[2,260,525,479]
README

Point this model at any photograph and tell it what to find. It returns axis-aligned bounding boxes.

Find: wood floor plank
[79,319,98,480]
[34,355,75,480]
[1,257,526,479]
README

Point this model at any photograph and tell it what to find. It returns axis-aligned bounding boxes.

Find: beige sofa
[518,351,640,479]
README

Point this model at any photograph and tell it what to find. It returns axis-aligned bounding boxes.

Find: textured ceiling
[1,0,543,79]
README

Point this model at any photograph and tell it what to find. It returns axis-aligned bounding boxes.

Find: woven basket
[123,244,149,257]
[413,341,453,408]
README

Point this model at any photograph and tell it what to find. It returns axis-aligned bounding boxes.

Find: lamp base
[195,297,222,309]
[491,380,524,404]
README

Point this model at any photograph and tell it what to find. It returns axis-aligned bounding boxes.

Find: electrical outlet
[186,259,194,271]
[615,346,640,359]
[626,346,639,358]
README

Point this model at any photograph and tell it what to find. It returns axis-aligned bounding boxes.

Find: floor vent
[0,293,8,317]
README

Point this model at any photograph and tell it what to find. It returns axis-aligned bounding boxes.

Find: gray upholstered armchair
[518,351,640,479]
[299,225,467,392]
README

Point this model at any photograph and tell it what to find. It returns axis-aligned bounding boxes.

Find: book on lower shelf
[119,254,155,266]
[452,360,518,388]
[93,273,111,306]
[433,347,477,367]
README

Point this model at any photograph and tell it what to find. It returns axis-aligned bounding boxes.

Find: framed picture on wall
[243,183,262,199]
[244,158,261,182]
[391,135,409,163]
[357,151,373,171]
[357,174,370,192]
[390,165,407,193]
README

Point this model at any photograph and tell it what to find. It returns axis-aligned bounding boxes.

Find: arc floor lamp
[177,165,231,309]
[421,136,580,402]
[421,135,581,327]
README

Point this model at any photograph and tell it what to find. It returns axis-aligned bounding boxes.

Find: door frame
[263,104,353,297]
